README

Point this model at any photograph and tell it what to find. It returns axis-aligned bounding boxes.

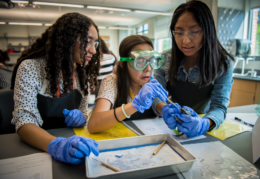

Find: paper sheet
[132,118,206,143]
[181,141,259,179]
[206,120,252,140]
[0,153,52,179]
[73,123,137,141]
[226,113,258,126]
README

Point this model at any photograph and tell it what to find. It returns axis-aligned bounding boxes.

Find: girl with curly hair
[10,12,100,164]
[88,35,168,133]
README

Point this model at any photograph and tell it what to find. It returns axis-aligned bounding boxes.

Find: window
[136,23,148,35]
[249,8,260,55]
[155,38,172,53]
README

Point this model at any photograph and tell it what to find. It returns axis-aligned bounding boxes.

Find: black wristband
[114,108,121,123]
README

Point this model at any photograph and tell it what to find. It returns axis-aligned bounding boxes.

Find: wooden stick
[92,158,121,172]
[152,140,166,155]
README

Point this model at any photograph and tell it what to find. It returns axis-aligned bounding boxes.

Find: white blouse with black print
[11,59,89,132]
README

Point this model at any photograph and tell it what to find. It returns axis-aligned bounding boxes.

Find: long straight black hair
[169,0,234,87]
[114,35,153,108]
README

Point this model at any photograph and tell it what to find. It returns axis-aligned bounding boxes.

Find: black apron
[37,89,82,130]
[167,80,213,114]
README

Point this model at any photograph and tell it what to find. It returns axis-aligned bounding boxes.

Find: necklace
[56,72,75,98]
[129,88,135,99]
[129,85,143,99]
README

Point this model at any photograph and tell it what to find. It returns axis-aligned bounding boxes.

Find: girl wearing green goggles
[88,35,168,134]
[120,50,163,71]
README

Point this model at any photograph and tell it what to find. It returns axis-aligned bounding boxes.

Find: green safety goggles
[120,50,163,71]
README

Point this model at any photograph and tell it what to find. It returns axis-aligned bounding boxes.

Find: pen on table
[150,140,166,159]
[92,158,121,172]
[234,117,254,127]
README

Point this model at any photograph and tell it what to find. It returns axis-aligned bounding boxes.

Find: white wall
[99,29,119,58]
[155,16,172,39]
[28,26,48,37]
[133,17,156,39]
[250,0,260,9]
[118,29,134,56]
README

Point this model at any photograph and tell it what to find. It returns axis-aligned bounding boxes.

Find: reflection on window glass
[144,24,148,30]
[156,38,172,53]
[136,23,148,35]
[251,8,260,55]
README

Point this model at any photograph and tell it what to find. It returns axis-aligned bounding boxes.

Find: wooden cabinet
[256,81,260,104]
[100,35,110,47]
[229,78,260,107]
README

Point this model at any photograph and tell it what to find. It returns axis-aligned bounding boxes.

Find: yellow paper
[87,109,92,123]
[206,120,251,140]
[73,123,138,141]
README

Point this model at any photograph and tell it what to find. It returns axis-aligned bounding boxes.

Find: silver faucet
[233,56,257,77]
[245,57,257,77]
[246,57,254,64]
[233,57,245,75]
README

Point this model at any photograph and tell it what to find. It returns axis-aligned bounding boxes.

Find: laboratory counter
[233,74,260,82]
[0,104,258,179]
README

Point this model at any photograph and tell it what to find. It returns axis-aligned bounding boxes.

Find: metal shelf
[8,45,28,47]
[9,53,21,55]
[0,36,28,39]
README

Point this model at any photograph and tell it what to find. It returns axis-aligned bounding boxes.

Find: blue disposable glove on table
[162,103,181,129]
[63,109,86,127]
[47,135,99,164]
[132,79,168,113]
[176,106,210,137]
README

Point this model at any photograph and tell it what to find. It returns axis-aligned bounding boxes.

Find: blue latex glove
[47,135,99,164]
[162,103,181,129]
[132,79,168,113]
[63,109,86,127]
[176,106,210,137]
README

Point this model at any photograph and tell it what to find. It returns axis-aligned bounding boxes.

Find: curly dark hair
[10,12,100,96]
[114,35,153,108]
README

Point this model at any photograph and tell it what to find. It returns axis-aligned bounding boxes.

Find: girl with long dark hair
[152,0,234,137]
[88,35,168,133]
[11,12,101,164]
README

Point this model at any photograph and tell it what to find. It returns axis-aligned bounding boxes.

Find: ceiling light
[33,1,84,8]
[44,23,52,26]
[108,27,134,30]
[0,22,6,24]
[87,6,131,12]
[98,26,106,29]
[9,22,42,26]
[11,0,28,3]
[134,10,172,16]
